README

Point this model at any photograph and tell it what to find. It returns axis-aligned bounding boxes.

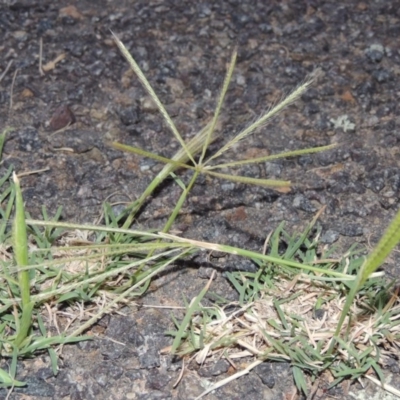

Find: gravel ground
[1,0,400,399]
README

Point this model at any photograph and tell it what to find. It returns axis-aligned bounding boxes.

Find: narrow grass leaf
[163,171,199,233]
[199,48,237,164]
[204,169,291,188]
[160,233,355,280]
[225,272,247,305]
[274,300,289,330]
[369,359,385,385]
[0,184,15,242]
[0,127,13,161]
[284,207,325,261]
[208,143,338,170]
[359,207,400,287]
[48,348,59,375]
[0,369,25,388]
[206,75,317,163]
[293,365,308,395]
[111,32,196,165]
[25,219,161,239]
[112,142,194,171]
[118,122,215,231]
[13,173,29,299]
[12,173,35,348]
[19,335,91,355]
[171,272,215,354]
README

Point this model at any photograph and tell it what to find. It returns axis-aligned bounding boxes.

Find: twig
[8,68,19,119]
[194,359,263,400]
[0,60,13,83]
[17,167,50,178]
[172,359,185,388]
[39,37,44,76]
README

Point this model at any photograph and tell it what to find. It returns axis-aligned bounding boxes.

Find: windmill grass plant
[0,34,400,397]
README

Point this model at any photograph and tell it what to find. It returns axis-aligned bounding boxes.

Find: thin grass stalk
[25,219,160,239]
[171,270,216,354]
[204,170,291,188]
[118,122,215,232]
[9,242,190,275]
[198,48,237,165]
[160,233,355,280]
[0,127,13,161]
[28,248,185,303]
[112,142,195,172]
[204,76,316,165]
[207,143,338,170]
[111,32,196,166]
[163,171,200,233]
[0,184,15,241]
[128,171,201,284]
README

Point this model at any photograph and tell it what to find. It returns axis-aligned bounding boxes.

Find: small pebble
[49,104,76,131]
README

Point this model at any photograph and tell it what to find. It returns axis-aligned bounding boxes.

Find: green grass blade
[0,127,13,162]
[0,368,26,388]
[332,207,400,347]
[204,169,291,188]
[48,347,59,375]
[25,219,160,239]
[111,142,194,171]
[206,73,318,163]
[292,365,308,395]
[161,233,354,280]
[208,143,337,170]
[111,32,196,166]
[0,184,15,242]
[359,207,400,287]
[162,171,199,233]
[199,48,237,164]
[283,207,324,261]
[171,272,215,354]
[118,121,216,231]
[12,173,34,348]
[13,173,29,297]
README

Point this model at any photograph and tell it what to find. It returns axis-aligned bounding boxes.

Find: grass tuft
[165,221,400,396]
[0,37,399,398]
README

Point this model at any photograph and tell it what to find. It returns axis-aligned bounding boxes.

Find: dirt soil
[1,0,400,399]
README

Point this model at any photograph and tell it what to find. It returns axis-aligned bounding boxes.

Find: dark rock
[13,376,55,397]
[86,60,106,77]
[304,102,320,115]
[198,359,230,377]
[138,391,172,400]
[337,224,364,237]
[14,127,42,152]
[293,194,317,213]
[320,229,339,244]
[118,106,140,126]
[146,370,172,390]
[372,68,391,83]
[254,362,276,388]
